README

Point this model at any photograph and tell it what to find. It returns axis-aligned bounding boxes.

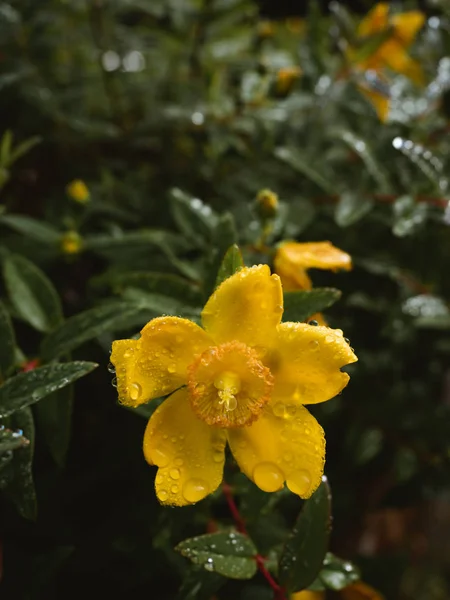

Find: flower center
[187,341,273,428]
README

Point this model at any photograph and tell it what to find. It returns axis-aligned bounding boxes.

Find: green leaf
[121,288,201,319]
[0,215,61,244]
[278,478,332,593]
[0,426,29,453]
[40,302,147,361]
[317,553,360,591]
[34,384,73,467]
[282,289,342,322]
[0,300,16,380]
[0,407,36,519]
[177,567,225,600]
[176,532,258,580]
[3,253,63,333]
[335,192,373,227]
[9,135,41,165]
[0,361,97,418]
[205,212,238,297]
[274,147,334,194]
[170,188,217,246]
[215,244,244,288]
[392,195,427,237]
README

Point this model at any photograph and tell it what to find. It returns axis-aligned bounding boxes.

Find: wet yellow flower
[276,66,302,94]
[291,581,383,600]
[352,3,425,84]
[66,179,90,204]
[274,241,352,292]
[111,266,357,506]
[60,230,83,254]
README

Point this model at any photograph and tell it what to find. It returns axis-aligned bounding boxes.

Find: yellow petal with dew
[266,322,357,404]
[291,592,325,600]
[274,257,312,292]
[228,405,325,498]
[143,388,226,506]
[358,3,389,37]
[202,265,283,347]
[276,242,352,273]
[391,11,425,47]
[138,316,213,399]
[110,338,152,407]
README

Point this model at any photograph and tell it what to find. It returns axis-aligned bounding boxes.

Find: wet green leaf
[392,196,427,237]
[215,244,244,288]
[274,147,334,194]
[170,188,217,246]
[310,553,360,591]
[3,253,63,333]
[335,192,373,227]
[176,532,258,580]
[282,288,342,322]
[279,478,332,593]
[34,384,73,467]
[0,300,16,380]
[0,361,97,418]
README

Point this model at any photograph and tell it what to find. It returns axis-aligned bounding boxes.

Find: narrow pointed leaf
[215,244,244,288]
[282,289,342,322]
[0,300,16,380]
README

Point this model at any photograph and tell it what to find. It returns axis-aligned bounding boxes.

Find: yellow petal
[110,338,149,406]
[358,3,389,37]
[228,405,325,498]
[276,242,352,273]
[391,11,425,47]
[291,592,325,600]
[358,85,390,122]
[274,257,312,292]
[341,581,385,600]
[202,265,283,347]
[139,316,213,399]
[381,41,424,84]
[143,388,227,506]
[267,323,357,404]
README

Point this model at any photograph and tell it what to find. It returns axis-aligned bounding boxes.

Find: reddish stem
[222,482,287,600]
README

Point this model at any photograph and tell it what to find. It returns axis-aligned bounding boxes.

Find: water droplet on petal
[175,457,184,466]
[158,489,168,501]
[286,469,311,497]
[129,382,142,401]
[171,484,179,494]
[107,362,115,374]
[182,478,209,503]
[286,405,297,417]
[170,468,180,480]
[308,340,319,350]
[167,364,176,374]
[273,402,287,418]
[149,447,170,467]
[253,462,284,492]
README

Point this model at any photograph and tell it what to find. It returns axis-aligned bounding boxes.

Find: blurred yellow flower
[276,66,302,94]
[352,3,425,84]
[66,179,90,204]
[291,581,384,600]
[60,231,83,254]
[258,20,275,38]
[111,265,356,506]
[291,591,323,600]
[274,241,352,292]
[256,188,279,219]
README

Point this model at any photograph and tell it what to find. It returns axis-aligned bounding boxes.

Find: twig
[222,481,287,600]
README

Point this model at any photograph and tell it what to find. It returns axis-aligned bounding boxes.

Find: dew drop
[182,478,208,503]
[272,402,287,418]
[204,557,214,571]
[304,427,311,435]
[325,335,334,344]
[308,340,319,350]
[129,382,142,401]
[170,468,180,480]
[171,484,179,494]
[175,457,184,467]
[111,377,117,388]
[167,364,176,374]
[286,469,311,497]
[213,450,223,463]
[149,447,170,467]
[107,362,115,374]
[286,404,297,417]
[159,489,168,501]
[253,462,284,492]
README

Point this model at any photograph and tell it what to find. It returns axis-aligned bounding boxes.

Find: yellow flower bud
[256,189,279,219]
[276,66,302,94]
[61,231,83,255]
[257,20,275,38]
[66,179,90,204]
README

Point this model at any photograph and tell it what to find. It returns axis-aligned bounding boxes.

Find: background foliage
[1,0,450,598]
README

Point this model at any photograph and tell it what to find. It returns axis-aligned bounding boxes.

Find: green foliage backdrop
[1,0,450,598]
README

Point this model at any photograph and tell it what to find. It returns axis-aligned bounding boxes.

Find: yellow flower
[291,581,384,600]
[66,179,90,204]
[291,592,323,600]
[111,265,357,506]
[60,231,83,254]
[258,20,275,38]
[274,241,352,292]
[352,3,425,84]
[276,66,302,94]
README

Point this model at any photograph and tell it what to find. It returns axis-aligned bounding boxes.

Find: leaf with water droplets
[0,407,36,519]
[0,300,16,380]
[215,244,244,288]
[274,147,334,194]
[307,552,361,591]
[177,566,225,600]
[392,195,427,237]
[34,384,73,467]
[175,532,258,580]
[0,361,97,418]
[278,477,332,593]
[170,188,217,247]
[282,288,342,322]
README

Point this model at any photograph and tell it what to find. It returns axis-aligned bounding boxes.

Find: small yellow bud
[257,20,275,38]
[66,179,90,204]
[256,189,279,219]
[285,17,305,35]
[61,231,83,255]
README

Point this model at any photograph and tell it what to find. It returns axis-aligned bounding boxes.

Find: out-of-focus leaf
[205,212,238,297]
[34,384,73,467]
[3,253,63,332]
[0,215,60,244]
[283,199,316,238]
[177,567,225,600]
[0,407,36,520]
[355,428,384,465]
[392,196,427,237]
[0,362,97,418]
[176,532,257,580]
[40,302,149,361]
[274,147,334,194]
[282,289,342,322]
[279,478,332,593]
[170,188,217,246]
[215,244,244,288]
[122,288,200,319]
[335,192,373,227]
[0,300,16,380]
[308,553,360,591]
